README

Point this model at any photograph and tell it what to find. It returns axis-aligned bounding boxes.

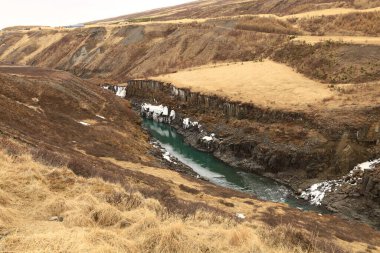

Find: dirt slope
[0,65,151,163]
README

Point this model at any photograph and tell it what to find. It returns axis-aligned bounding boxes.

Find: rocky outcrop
[321,164,380,228]
[361,166,380,201]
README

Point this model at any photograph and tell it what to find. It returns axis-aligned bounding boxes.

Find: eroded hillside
[1,1,380,84]
[93,0,380,22]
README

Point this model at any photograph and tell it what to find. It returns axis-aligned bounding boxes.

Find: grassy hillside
[273,42,380,83]
[2,139,377,253]
[154,60,335,110]
[0,1,380,250]
[0,66,150,163]
[95,0,380,22]
[1,24,380,85]
[297,11,380,36]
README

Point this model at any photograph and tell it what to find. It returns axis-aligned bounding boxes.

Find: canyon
[105,77,380,228]
[1,0,380,252]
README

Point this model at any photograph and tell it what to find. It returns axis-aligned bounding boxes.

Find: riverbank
[142,118,332,213]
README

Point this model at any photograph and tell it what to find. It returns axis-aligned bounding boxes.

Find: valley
[1,0,380,252]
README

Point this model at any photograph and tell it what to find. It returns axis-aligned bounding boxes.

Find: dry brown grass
[92,0,380,23]
[236,16,300,35]
[0,138,357,253]
[293,35,380,45]
[0,24,287,81]
[1,10,380,85]
[298,11,380,36]
[281,6,380,20]
[272,41,380,84]
[154,60,334,111]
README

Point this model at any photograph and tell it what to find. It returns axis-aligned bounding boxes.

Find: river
[143,119,329,213]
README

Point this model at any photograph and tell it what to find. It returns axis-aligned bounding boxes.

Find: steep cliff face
[361,166,380,201]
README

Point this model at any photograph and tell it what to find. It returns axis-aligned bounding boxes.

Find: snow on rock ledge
[163,151,177,164]
[183,118,200,129]
[300,180,342,205]
[141,103,175,123]
[202,133,216,143]
[116,87,127,98]
[301,158,380,205]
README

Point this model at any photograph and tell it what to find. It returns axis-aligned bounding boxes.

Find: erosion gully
[142,118,329,213]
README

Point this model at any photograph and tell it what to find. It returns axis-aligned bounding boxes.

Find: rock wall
[125,80,380,142]
[125,80,308,124]
[361,167,380,201]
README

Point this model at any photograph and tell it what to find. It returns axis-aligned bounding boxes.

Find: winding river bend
[143,119,329,213]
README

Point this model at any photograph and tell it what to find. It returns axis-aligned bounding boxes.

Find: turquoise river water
[143,119,329,213]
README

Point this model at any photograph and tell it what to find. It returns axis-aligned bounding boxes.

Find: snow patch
[301,158,380,205]
[96,115,106,120]
[170,110,176,120]
[202,136,213,142]
[141,103,176,123]
[163,151,177,164]
[163,106,169,116]
[142,103,164,115]
[15,100,43,113]
[353,158,380,172]
[202,133,216,142]
[79,121,90,126]
[182,118,200,129]
[183,118,190,129]
[236,213,246,219]
[300,180,341,205]
[116,87,127,98]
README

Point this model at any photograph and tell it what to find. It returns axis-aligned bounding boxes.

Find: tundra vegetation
[1,0,380,252]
